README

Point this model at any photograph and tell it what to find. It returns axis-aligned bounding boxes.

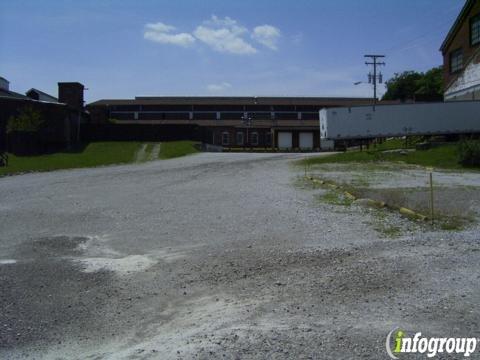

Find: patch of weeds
[316,190,353,206]
[375,224,402,238]
[292,176,324,190]
[369,209,403,238]
[351,174,370,187]
[438,216,474,231]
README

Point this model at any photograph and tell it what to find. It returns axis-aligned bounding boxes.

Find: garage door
[299,132,313,149]
[278,132,292,149]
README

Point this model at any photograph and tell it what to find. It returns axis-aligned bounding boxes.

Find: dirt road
[1,153,479,359]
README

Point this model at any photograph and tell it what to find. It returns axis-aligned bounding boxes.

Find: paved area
[1,153,480,359]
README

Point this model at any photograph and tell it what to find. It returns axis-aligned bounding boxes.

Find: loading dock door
[299,132,313,149]
[278,132,292,149]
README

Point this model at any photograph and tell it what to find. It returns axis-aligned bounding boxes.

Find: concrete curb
[343,191,356,201]
[399,207,428,221]
[362,199,386,208]
[305,175,428,221]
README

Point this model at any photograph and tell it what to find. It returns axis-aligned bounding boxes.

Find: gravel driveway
[1,153,479,359]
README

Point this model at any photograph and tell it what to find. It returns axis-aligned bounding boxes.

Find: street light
[240,114,252,147]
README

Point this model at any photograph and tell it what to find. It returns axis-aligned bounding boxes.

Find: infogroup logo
[386,328,477,358]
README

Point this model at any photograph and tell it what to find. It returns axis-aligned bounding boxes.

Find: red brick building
[441,0,480,100]
[86,96,373,150]
[0,79,85,155]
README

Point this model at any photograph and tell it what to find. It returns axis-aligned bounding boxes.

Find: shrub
[458,140,480,166]
[6,106,44,133]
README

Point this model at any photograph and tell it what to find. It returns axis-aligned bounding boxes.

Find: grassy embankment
[0,141,200,176]
[300,142,463,170]
[158,140,200,159]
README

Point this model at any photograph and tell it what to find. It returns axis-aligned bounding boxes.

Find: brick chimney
[0,77,10,91]
[58,82,84,111]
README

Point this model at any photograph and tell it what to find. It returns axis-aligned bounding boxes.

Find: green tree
[6,106,44,133]
[415,66,443,97]
[382,66,443,101]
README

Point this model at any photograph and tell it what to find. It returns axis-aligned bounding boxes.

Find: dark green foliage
[7,106,44,133]
[382,66,443,101]
[458,140,480,166]
[415,67,444,96]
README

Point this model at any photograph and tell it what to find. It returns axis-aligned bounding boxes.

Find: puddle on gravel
[75,255,157,274]
[30,235,89,255]
[0,259,17,265]
[16,234,188,276]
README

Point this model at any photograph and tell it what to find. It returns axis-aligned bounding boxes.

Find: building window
[221,132,230,145]
[236,132,244,145]
[251,132,259,146]
[471,14,480,46]
[265,133,272,146]
[450,48,463,73]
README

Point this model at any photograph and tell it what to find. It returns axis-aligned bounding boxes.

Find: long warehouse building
[87,96,375,150]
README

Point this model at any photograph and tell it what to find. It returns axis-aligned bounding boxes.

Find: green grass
[0,140,201,176]
[372,136,423,151]
[0,142,143,176]
[158,141,200,159]
[374,223,402,237]
[300,143,466,170]
[370,210,403,238]
[316,190,353,206]
[438,215,474,231]
[144,143,155,157]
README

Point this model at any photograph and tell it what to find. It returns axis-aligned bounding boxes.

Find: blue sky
[0,0,463,103]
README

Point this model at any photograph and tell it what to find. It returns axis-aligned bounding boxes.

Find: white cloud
[252,25,281,50]
[144,22,195,47]
[193,15,257,55]
[206,82,232,93]
[144,16,281,55]
[145,22,176,33]
[206,15,238,28]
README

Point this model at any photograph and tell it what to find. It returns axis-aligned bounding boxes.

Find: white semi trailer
[319,101,480,140]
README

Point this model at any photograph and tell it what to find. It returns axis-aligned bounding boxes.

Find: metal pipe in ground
[429,169,434,226]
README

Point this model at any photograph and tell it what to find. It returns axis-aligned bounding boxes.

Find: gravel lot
[1,153,480,359]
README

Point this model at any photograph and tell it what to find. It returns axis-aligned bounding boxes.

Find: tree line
[382,66,443,102]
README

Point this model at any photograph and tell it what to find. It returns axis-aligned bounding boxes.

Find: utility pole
[364,54,385,110]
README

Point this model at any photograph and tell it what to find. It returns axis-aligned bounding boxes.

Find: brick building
[441,0,480,100]
[0,79,85,155]
[86,96,373,150]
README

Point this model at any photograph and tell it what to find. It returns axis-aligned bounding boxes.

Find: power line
[383,19,453,54]
[382,4,463,56]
